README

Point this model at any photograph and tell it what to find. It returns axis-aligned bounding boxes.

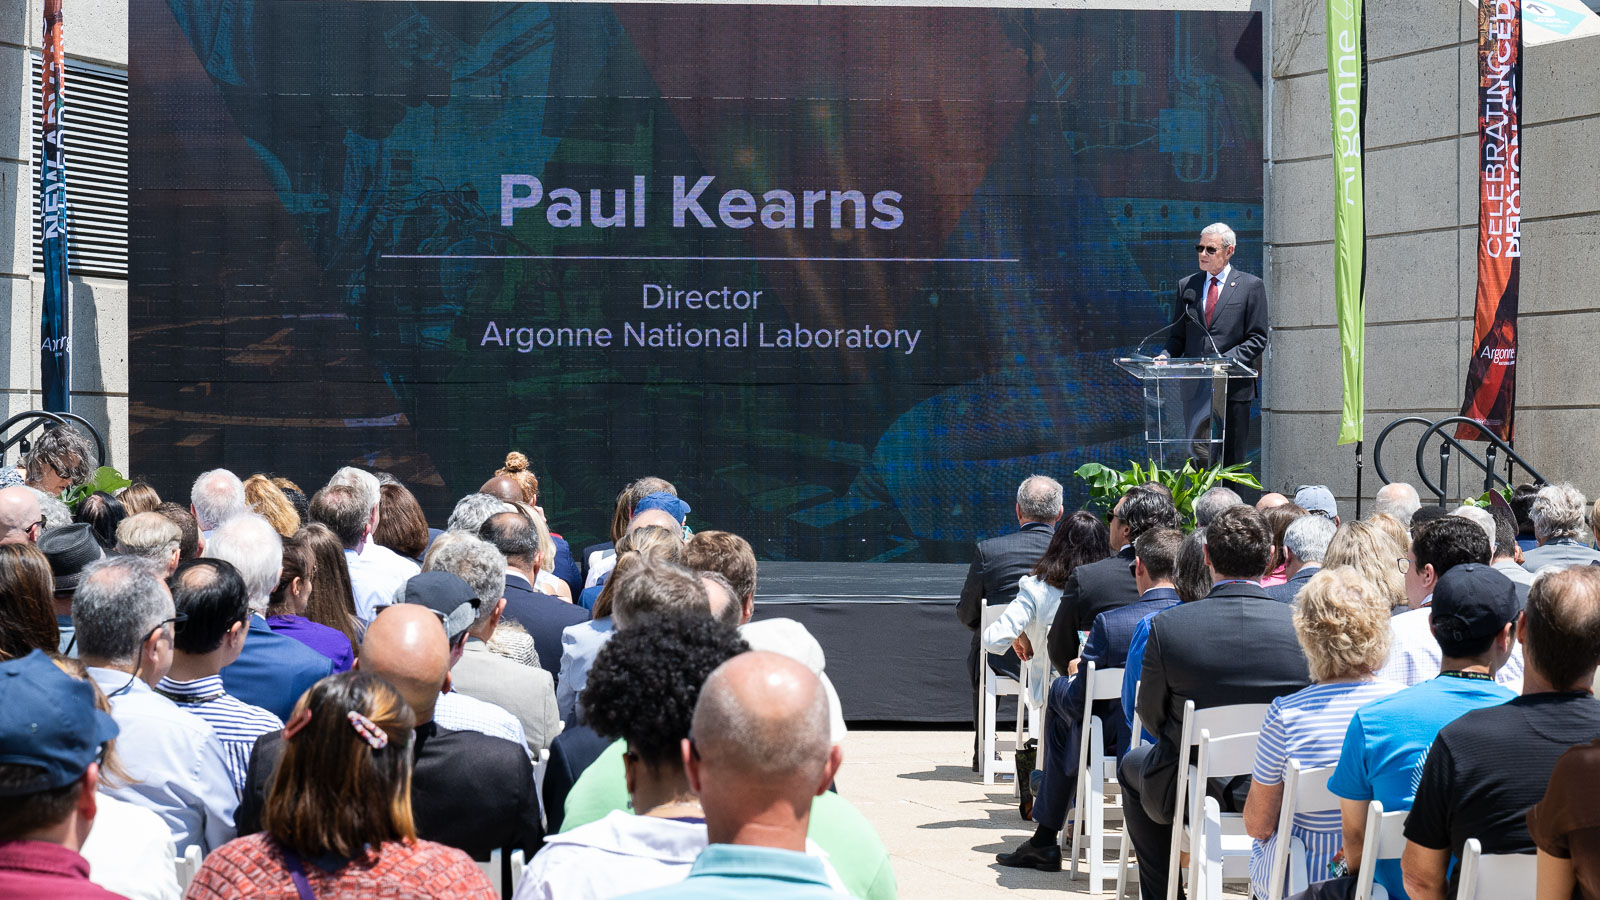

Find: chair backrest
[174,844,203,890]
[1353,802,1409,900]
[981,603,1006,632]
[478,848,504,896]
[1193,729,1260,786]
[1085,663,1126,702]
[509,848,527,892]
[1267,762,1338,900]
[1455,837,1537,900]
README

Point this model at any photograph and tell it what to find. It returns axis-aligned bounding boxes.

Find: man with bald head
[1255,492,1289,511]
[621,651,850,899]
[0,484,42,544]
[236,603,543,862]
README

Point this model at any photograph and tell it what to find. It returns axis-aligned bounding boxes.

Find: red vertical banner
[1457,0,1521,442]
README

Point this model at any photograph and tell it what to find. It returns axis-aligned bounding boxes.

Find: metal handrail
[0,410,107,471]
[1373,415,1545,507]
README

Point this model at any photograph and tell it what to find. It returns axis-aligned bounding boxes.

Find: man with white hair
[0,484,42,544]
[189,468,246,536]
[206,513,332,719]
[1265,514,1336,603]
[1158,222,1268,467]
[311,480,419,621]
[446,492,515,535]
[1375,482,1423,526]
[1522,483,1600,571]
[1193,485,1243,528]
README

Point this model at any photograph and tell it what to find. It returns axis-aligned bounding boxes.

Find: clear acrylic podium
[1114,356,1258,468]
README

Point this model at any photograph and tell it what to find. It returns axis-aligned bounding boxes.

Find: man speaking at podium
[1156,222,1268,467]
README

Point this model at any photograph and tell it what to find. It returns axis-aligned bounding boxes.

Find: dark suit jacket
[550,534,582,600]
[1163,267,1269,401]
[1263,565,1320,604]
[1047,546,1140,674]
[1066,588,1181,756]
[1133,581,1310,820]
[578,541,613,583]
[956,521,1055,629]
[238,721,543,860]
[502,574,591,681]
[541,723,612,834]
[219,616,334,721]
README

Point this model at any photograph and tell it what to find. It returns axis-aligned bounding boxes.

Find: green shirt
[562,740,897,900]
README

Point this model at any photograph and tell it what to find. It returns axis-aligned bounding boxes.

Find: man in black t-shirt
[1402,565,1600,899]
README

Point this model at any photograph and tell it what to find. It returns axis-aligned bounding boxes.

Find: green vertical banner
[1326,0,1367,445]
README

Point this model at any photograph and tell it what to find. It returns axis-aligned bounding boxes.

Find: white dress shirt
[1375,602,1525,688]
[434,688,531,754]
[739,617,849,745]
[88,668,237,855]
[82,792,182,900]
[979,574,1063,710]
[557,618,615,724]
[345,540,421,621]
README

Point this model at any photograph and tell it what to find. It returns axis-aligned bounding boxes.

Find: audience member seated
[20,424,95,495]
[1374,482,1423,526]
[1293,485,1342,525]
[446,491,515,536]
[263,530,355,671]
[40,523,103,654]
[74,556,236,854]
[1047,485,1181,670]
[374,480,431,563]
[0,649,126,900]
[315,469,420,621]
[1365,511,1412,554]
[1408,505,1450,536]
[299,521,365,653]
[1523,483,1600,571]
[1510,483,1541,551]
[996,527,1183,871]
[1528,737,1600,900]
[1119,506,1311,900]
[0,483,43,544]
[583,477,677,588]
[482,510,588,677]
[189,468,246,538]
[517,501,576,601]
[1378,515,1523,687]
[72,493,125,552]
[1402,565,1600,899]
[115,480,162,516]
[491,451,583,597]
[114,512,182,576]
[426,533,560,754]
[1330,562,1520,900]
[242,473,300,538]
[516,613,776,899]
[207,514,334,719]
[240,603,543,862]
[1324,520,1408,612]
[1488,505,1536,587]
[191,671,496,899]
[1122,530,1214,735]
[153,502,201,560]
[1264,514,1334,603]
[1259,503,1308,587]
[1195,486,1244,528]
[0,543,59,659]
[1242,568,1401,899]
[616,652,857,900]
[1255,492,1289,511]
[156,558,284,794]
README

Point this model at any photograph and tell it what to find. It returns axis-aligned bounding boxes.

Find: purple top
[265,614,355,672]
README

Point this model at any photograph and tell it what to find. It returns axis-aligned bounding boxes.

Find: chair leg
[981,671,998,785]
[1088,751,1107,890]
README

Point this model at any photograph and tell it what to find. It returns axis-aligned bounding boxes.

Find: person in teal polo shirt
[618,652,855,900]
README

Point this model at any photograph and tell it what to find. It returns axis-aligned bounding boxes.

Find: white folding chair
[1265,762,1339,900]
[510,848,527,892]
[1456,837,1537,900]
[533,747,552,829]
[1185,728,1260,900]
[1065,661,1128,892]
[1352,801,1408,900]
[1113,678,1146,900]
[1165,701,1272,900]
[174,844,202,890]
[978,604,1027,785]
[479,848,504,896]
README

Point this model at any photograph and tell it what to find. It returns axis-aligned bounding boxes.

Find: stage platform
[749,561,980,724]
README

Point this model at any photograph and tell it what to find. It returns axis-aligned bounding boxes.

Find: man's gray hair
[327,466,381,516]
[693,652,832,784]
[204,512,283,614]
[447,493,514,535]
[1193,486,1243,528]
[611,559,710,629]
[72,556,172,665]
[1201,222,1237,250]
[1451,505,1499,553]
[1532,483,1588,542]
[115,512,182,562]
[30,488,71,528]
[1015,475,1064,523]
[424,533,506,628]
[190,468,247,530]
[1283,515,1336,565]
[1373,483,1422,526]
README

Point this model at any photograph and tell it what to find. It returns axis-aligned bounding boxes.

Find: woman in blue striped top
[1243,567,1403,899]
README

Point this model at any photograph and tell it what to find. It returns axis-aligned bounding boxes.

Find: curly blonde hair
[245,474,302,537]
[497,452,539,504]
[1324,521,1407,611]
[1293,567,1393,681]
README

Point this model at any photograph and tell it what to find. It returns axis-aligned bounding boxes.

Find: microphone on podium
[1185,303,1225,360]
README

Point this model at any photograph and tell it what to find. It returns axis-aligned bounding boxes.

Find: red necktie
[1205,276,1221,327]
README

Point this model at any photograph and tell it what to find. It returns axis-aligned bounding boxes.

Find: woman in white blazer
[982,511,1111,708]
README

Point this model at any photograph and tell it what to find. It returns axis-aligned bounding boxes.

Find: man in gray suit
[1523,483,1600,572]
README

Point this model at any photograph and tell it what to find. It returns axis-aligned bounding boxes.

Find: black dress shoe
[995,839,1062,872]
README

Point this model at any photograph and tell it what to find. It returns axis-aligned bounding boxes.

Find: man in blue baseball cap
[0,649,124,899]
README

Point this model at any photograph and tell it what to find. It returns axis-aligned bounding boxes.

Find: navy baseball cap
[1430,563,1521,643]
[398,571,480,642]
[633,491,691,524]
[0,650,119,795]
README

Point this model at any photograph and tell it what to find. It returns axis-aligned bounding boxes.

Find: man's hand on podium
[1153,353,1169,367]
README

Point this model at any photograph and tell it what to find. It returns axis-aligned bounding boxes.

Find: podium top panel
[1114,356,1258,380]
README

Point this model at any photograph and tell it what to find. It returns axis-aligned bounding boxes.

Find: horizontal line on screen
[379,254,1018,263]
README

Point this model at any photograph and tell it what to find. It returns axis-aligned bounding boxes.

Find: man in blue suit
[208,514,333,720]
[479,510,588,679]
[997,527,1185,871]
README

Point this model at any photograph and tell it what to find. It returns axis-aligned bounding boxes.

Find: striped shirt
[155,674,283,796]
[1248,680,1404,899]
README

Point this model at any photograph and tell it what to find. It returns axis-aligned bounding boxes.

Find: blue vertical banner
[39,0,71,412]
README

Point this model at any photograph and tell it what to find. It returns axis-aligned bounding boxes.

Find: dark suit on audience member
[578,540,613,584]
[1046,546,1141,674]
[541,723,613,834]
[219,616,334,721]
[1033,587,1180,833]
[1263,564,1320,604]
[958,520,1054,760]
[550,534,583,600]
[1119,580,1310,900]
[1164,267,1268,467]
[501,571,590,681]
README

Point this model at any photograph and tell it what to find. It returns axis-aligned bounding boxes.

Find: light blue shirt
[1121,611,1161,740]
[557,617,615,724]
[1327,674,1516,900]
[88,667,238,855]
[618,843,852,900]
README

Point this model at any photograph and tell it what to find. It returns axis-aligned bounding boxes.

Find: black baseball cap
[1430,563,1520,643]
[397,571,480,642]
